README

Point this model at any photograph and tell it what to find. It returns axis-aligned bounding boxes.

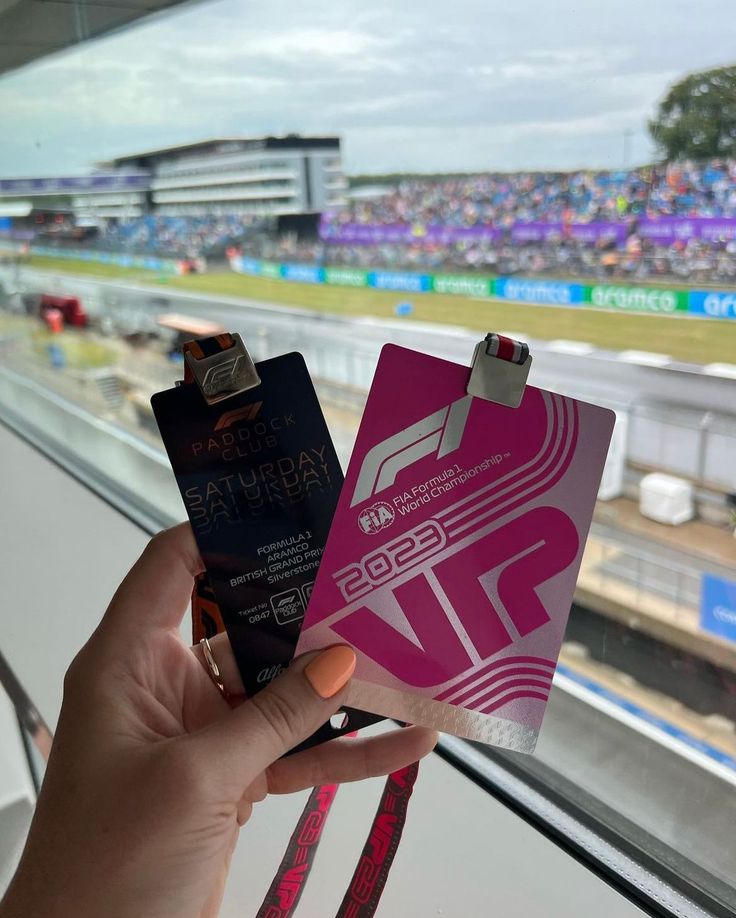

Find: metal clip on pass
[467,332,532,408]
[183,332,261,405]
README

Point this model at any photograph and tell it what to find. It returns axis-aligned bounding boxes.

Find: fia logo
[358,501,395,534]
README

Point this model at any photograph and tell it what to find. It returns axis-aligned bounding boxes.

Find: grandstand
[100,135,346,219]
[0,135,347,257]
[4,157,736,281]
[87,214,265,259]
[312,160,736,282]
[336,161,736,225]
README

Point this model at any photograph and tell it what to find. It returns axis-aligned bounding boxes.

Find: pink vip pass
[296,343,614,751]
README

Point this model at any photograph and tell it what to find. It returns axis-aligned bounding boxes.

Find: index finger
[101,523,204,639]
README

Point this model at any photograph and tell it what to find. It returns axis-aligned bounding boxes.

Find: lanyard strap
[184,334,419,917]
[335,761,418,918]
[193,571,419,918]
[255,783,340,918]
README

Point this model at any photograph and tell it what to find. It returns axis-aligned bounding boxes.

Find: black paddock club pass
[152,340,381,749]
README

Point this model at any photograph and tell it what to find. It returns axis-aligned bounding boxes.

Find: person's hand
[1,524,437,918]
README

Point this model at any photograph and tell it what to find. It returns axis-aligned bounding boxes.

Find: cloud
[0,0,735,176]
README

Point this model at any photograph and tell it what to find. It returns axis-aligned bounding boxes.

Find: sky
[1,0,735,178]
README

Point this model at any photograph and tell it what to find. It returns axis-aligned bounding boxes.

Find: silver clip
[467,333,532,408]
[184,333,261,405]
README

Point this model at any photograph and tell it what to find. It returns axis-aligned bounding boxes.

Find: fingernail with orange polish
[305,646,356,698]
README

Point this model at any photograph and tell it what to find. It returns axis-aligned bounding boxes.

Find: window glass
[1,0,735,908]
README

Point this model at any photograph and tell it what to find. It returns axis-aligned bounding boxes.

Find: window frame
[437,737,735,918]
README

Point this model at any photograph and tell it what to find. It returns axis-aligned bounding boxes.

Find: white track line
[555,672,736,788]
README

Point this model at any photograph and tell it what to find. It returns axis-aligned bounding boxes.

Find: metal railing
[582,526,703,622]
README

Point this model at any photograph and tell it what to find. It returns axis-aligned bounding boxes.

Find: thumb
[194,645,356,785]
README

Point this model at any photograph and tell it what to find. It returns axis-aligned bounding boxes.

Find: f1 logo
[201,355,244,396]
[350,395,472,507]
[214,400,262,430]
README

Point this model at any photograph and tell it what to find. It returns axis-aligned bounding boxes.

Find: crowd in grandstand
[246,231,736,283]
[16,158,736,281]
[328,160,736,227]
[95,214,263,258]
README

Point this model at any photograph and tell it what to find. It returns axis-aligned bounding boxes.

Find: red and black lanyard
[184,335,419,917]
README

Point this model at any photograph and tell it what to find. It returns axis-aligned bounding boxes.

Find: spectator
[25,158,736,282]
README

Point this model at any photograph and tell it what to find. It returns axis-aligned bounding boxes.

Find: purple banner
[318,221,504,245]
[0,229,34,240]
[0,173,150,194]
[320,216,736,247]
[637,216,736,244]
[508,221,629,244]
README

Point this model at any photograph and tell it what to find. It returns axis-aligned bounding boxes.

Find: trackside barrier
[228,256,736,320]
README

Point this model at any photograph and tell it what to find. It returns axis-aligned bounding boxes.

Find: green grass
[0,314,34,335]
[31,331,115,369]
[27,255,736,365]
[0,312,115,369]
[27,256,163,282]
